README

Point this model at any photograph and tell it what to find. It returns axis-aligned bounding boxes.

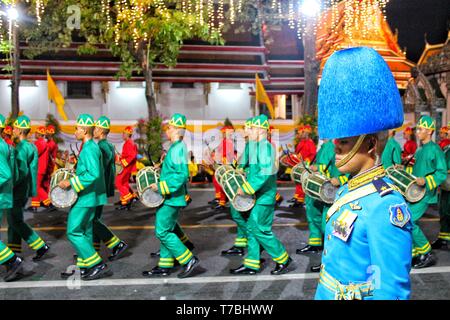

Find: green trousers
[438,191,450,241]
[244,204,289,270]
[0,210,15,265]
[156,205,193,268]
[93,206,121,251]
[408,198,432,257]
[230,206,248,248]
[173,223,192,246]
[67,206,102,269]
[7,199,46,253]
[305,196,327,246]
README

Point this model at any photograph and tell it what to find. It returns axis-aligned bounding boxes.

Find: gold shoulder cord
[336,134,367,169]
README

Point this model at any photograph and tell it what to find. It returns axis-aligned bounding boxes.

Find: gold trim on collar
[348,166,386,191]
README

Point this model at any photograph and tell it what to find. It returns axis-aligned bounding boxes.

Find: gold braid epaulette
[348,166,386,191]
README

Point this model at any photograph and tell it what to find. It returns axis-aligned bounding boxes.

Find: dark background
[385,0,449,63]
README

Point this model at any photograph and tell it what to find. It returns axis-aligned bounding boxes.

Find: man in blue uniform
[314,47,412,300]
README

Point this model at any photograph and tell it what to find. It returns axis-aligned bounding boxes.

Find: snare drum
[214,165,234,185]
[304,173,338,204]
[221,170,256,212]
[385,167,425,203]
[442,175,450,191]
[49,169,78,208]
[290,163,307,185]
[136,166,164,208]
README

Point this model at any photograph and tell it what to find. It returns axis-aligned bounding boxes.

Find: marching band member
[43,125,58,209]
[59,114,110,280]
[143,113,199,278]
[402,127,417,174]
[8,116,50,261]
[2,125,14,146]
[29,126,51,211]
[231,114,292,275]
[381,130,402,169]
[409,116,447,268]
[432,121,450,249]
[438,126,450,149]
[289,125,316,208]
[0,114,25,282]
[93,116,128,260]
[115,126,138,210]
[315,47,412,300]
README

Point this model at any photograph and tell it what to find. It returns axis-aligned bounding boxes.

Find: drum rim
[49,186,78,208]
[232,194,256,212]
[139,186,165,208]
[386,168,426,203]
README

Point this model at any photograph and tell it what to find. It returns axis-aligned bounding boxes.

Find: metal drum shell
[290,163,306,184]
[386,167,426,203]
[214,165,234,185]
[49,168,78,208]
[136,166,164,208]
[221,170,256,212]
[304,173,338,204]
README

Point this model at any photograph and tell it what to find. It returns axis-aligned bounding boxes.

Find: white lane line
[1,266,450,289]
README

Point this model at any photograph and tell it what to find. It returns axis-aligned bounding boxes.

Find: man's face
[74,126,85,141]
[12,127,20,138]
[93,127,102,139]
[165,125,176,140]
[416,126,431,142]
[439,131,447,139]
[334,135,373,175]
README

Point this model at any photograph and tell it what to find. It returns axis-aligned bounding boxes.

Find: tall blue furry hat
[318,47,403,139]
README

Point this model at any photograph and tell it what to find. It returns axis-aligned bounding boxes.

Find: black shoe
[116,203,131,211]
[310,264,321,273]
[108,241,128,261]
[142,266,171,277]
[26,206,38,213]
[230,265,259,275]
[186,197,192,207]
[33,244,50,261]
[178,256,200,278]
[289,201,303,208]
[4,256,24,282]
[276,196,284,206]
[221,246,245,256]
[213,204,227,212]
[431,238,449,250]
[413,252,436,269]
[271,257,292,275]
[208,199,219,205]
[296,244,323,254]
[114,200,121,206]
[61,267,86,279]
[150,250,160,258]
[82,263,111,281]
[287,198,296,203]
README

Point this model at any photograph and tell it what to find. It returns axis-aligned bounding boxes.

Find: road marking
[1,266,450,290]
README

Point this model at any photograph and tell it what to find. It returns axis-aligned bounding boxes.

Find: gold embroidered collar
[348,165,386,191]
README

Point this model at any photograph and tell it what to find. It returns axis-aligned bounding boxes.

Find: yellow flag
[255,74,275,119]
[47,69,68,121]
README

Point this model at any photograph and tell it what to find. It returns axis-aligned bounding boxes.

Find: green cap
[13,115,31,129]
[244,117,253,129]
[76,114,95,127]
[252,114,270,130]
[168,113,187,129]
[417,115,435,130]
[95,116,111,129]
[0,114,5,128]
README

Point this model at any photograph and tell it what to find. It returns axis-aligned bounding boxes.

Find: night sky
[385,0,449,63]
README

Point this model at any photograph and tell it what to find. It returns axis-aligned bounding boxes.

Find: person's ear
[367,136,377,154]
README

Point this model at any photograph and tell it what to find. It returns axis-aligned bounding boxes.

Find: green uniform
[381,137,402,169]
[93,139,121,251]
[156,140,193,268]
[242,138,289,270]
[409,141,447,257]
[0,138,16,264]
[68,139,107,269]
[305,140,347,246]
[7,139,46,253]
[438,145,450,241]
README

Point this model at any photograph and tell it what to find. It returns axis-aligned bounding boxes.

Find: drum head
[140,188,164,208]
[320,182,338,204]
[50,187,77,208]
[233,195,255,212]
[406,184,426,203]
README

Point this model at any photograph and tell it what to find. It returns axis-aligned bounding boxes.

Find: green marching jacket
[157,140,189,207]
[0,138,14,209]
[242,138,277,206]
[98,139,116,198]
[69,139,107,208]
[13,139,38,201]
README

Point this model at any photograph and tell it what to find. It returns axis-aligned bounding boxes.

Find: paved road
[1,186,449,300]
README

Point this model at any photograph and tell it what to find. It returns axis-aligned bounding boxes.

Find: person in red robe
[43,125,58,208]
[438,126,450,149]
[289,125,316,208]
[29,126,51,211]
[402,127,417,174]
[115,126,138,210]
[209,125,235,212]
[2,125,14,146]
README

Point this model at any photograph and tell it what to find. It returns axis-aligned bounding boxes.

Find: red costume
[31,127,51,208]
[43,125,58,194]
[115,127,138,205]
[3,126,14,146]
[293,125,316,203]
[213,126,235,207]
[401,127,417,174]
[438,126,450,149]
